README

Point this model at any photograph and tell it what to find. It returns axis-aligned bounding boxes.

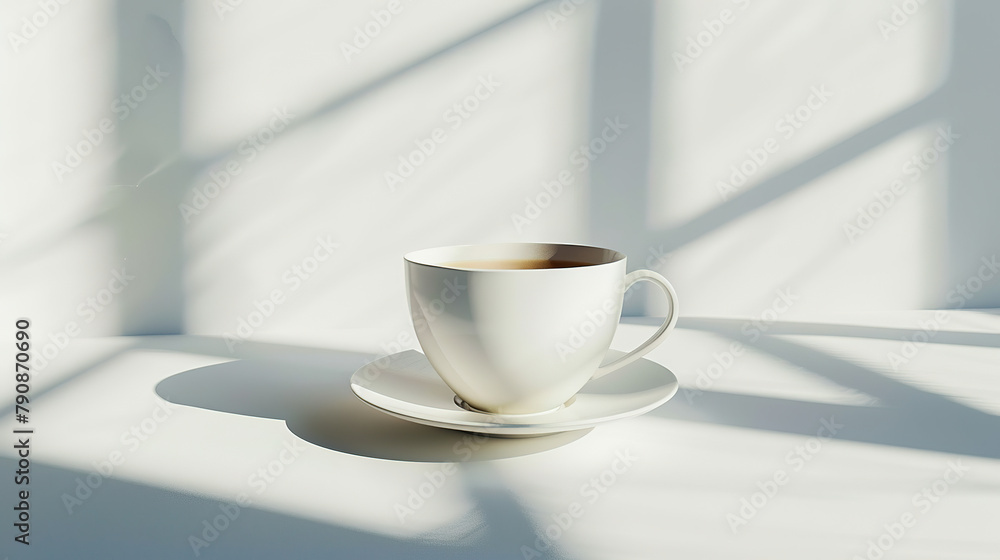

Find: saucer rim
[349,351,678,435]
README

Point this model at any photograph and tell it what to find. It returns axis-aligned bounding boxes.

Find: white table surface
[3,312,999,559]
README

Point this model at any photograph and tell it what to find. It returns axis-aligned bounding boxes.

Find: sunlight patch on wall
[649,0,951,230]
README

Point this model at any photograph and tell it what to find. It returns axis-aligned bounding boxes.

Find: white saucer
[350,350,678,436]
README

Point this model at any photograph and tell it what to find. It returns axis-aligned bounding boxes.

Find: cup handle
[592,269,679,380]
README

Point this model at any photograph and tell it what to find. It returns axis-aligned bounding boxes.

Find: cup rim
[404,242,626,272]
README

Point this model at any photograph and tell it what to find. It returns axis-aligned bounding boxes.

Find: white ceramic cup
[405,243,679,415]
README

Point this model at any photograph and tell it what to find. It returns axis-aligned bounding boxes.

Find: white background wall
[2,0,998,349]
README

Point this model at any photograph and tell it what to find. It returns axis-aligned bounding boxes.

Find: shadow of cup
[156,357,590,463]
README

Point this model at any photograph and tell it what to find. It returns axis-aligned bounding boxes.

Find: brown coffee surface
[443,259,593,269]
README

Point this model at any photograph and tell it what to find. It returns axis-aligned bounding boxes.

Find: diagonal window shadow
[651,89,947,253]
[681,317,1000,349]
[656,320,1000,459]
[6,456,555,559]
[188,0,557,173]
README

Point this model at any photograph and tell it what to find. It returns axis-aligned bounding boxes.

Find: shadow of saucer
[155,357,590,462]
